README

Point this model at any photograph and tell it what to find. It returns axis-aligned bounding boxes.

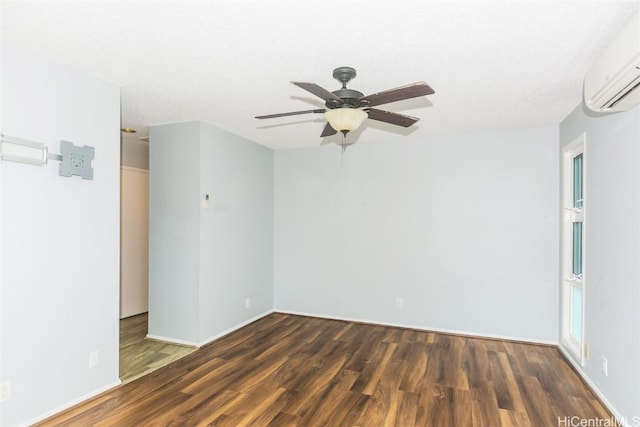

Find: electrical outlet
[0,380,11,402]
[584,343,589,359]
[396,299,404,309]
[89,351,99,368]
[601,356,608,376]
[245,298,251,309]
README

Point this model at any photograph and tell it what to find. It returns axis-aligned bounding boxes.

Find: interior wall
[148,121,274,346]
[274,126,559,343]
[148,122,201,344]
[121,139,149,170]
[0,45,121,426]
[559,103,640,420]
[198,122,274,343]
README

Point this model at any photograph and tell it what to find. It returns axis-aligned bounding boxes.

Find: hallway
[120,313,197,383]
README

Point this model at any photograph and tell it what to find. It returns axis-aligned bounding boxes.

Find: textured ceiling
[2,1,639,149]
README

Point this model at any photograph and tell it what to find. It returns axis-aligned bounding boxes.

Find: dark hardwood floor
[37,313,609,426]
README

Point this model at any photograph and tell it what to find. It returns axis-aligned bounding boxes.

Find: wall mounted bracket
[0,134,94,180]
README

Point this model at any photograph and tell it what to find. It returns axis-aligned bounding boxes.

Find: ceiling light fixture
[121,128,137,133]
[324,108,368,136]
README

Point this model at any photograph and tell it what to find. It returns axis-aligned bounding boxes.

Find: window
[562,134,585,364]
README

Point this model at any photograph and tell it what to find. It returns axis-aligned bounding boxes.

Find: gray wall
[274,126,560,343]
[148,122,201,343]
[560,103,640,420]
[149,121,274,345]
[1,45,121,426]
[121,139,149,169]
[198,123,274,341]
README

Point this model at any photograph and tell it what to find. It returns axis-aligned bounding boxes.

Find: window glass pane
[570,285,583,342]
[572,222,583,276]
[573,153,583,209]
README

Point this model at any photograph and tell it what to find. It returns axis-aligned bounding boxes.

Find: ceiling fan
[255,66,435,139]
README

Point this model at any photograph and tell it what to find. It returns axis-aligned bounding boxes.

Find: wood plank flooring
[120,313,197,383]
[39,313,610,426]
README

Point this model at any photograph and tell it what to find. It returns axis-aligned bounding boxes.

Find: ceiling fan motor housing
[326,89,366,109]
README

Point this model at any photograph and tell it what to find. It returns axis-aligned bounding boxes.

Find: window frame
[561,133,586,365]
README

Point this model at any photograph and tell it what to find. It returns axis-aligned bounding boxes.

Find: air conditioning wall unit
[584,12,640,113]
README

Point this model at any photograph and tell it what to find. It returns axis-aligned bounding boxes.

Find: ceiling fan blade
[320,122,338,137]
[365,108,419,127]
[255,109,325,119]
[360,82,435,107]
[292,82,344,103]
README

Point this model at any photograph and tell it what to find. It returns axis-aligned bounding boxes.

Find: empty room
[1,1,639,426]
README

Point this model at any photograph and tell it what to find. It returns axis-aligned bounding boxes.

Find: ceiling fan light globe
[324,108,368,133]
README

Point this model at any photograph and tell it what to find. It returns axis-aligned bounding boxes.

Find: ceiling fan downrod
[333,66,357,89]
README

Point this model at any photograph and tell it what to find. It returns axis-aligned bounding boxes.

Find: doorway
[120,165,149,319]
[119,141,196,382]
[119,312,196,383]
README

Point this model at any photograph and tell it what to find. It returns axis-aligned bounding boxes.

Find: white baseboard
[558,345,628,426]
[145,334,200,348]
[198,309,275,347]
[19,379,121,427]
[145,310,275,349]
[274,309,558,346]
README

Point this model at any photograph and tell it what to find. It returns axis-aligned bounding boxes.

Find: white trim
[558,346,629,427]
[561,133,587,366]
[197,309,275,347]
[274,309,558,346]
[146,310,275,348]
[145,334,200,348]
[18,380,121,427]
[560,336,582,364]
[146,309,275,353]
[120,165,149,174]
